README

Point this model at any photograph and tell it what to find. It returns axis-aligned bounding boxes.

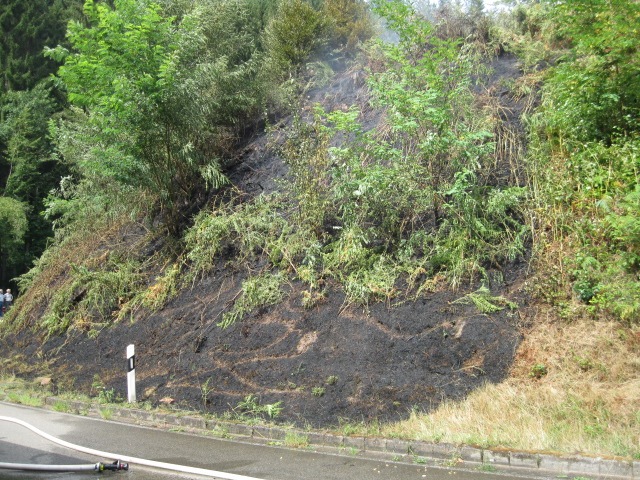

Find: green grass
[52,400,70,412]
[6,391,44,407]
[205,426,230,438]
[283,432,309,448]
[478,464,497,472]
[98,407,113,420]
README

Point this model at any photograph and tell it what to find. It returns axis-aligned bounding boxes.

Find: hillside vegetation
[1,0,638,459]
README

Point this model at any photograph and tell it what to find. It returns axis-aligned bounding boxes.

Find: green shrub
[572,254,602,303]
[526,0,640,324]
[183,0,527,313]
[40,257,144,334]
[268,0,528,305]
[323,0,374,49]
[263,0,330,76]
[235,394,283,419]
[279,115,333,230]
[530,363,548,379]
[436,171,528,287]
[185,196,288,279]
[543,0,640,143]
[119,262,182,319]
[603,185,640,272]
[219,271,285,329]
[452,286,518,314]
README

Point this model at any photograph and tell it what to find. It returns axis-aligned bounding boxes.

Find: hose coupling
[97,460,129,471]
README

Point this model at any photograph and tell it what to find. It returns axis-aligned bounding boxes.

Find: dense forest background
[0,0,81,285]
[1,0,638,459]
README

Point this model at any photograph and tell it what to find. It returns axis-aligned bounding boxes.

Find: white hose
[0,461,99,472]
[0,416,266,480]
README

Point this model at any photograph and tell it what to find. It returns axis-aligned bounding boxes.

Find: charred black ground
[1,53,532,429]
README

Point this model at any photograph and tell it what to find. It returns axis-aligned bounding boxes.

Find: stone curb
[42,396,634,479]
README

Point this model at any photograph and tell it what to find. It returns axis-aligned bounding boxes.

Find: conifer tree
[0,0,83,93]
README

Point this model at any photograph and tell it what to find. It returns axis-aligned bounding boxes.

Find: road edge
[12,396,628,480]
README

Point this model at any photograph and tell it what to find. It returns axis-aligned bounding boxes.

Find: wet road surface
[0,402,551,480]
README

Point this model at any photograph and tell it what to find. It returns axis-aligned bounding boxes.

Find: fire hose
[0,415,265,479]
[0,460,127,472]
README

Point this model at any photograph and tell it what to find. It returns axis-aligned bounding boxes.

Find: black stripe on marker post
[126,344,136,403]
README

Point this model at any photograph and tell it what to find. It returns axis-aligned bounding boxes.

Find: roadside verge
[22,396,634,480]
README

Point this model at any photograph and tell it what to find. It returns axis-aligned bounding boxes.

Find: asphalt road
[0,402,550,480]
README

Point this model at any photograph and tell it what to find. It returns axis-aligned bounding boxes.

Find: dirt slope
[1,54,531,428]
[19,270,526,427]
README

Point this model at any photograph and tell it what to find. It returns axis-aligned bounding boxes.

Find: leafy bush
[41,257,144,335]
[119,262,182,318]
[180,0,527,313]
[604,185,640,272]
[263,0,330,76]
[278,115,333,231]
[185,195,291,279]
[47,0,289,231]
[542,0,640,143]
[257,0,527,305]
[526,0,640,324]
[436,171,528,286]
[220,272,285,329]
[370,0,493,224]
[580,184,640,322]
[572,254,602,304]
[323,0,374,50]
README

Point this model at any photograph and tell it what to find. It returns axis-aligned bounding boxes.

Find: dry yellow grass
[382,313,640,458]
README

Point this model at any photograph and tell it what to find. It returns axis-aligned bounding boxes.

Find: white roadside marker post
[127,344,136,403]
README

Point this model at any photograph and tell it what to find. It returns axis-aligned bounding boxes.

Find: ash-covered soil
[1,54,532,428]
[19,272,526,427]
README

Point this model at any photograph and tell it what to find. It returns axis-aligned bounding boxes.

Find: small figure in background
[4,289,13,311]
[0,289,4,316]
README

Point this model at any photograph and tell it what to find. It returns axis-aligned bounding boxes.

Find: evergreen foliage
[0,83,68,282]
[0,0,83,92]
[0,197,28,282]
[0,0,82,285]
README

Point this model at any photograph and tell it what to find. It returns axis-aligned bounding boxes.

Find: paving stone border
[42,396,635,479]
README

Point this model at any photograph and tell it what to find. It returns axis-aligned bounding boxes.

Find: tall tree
[0,0,83,93]
[46,0,232,231]
[0,197,28,284]
[0,83,68,274]
[0,0,83,285]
